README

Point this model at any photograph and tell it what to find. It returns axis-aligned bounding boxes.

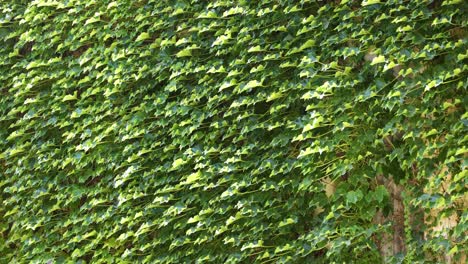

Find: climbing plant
[0,0,466,263]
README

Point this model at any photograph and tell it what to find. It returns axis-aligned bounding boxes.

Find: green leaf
[26,61,41,69]
[136,32,150,42]
[185,171,202,184]
[266,91,284,102]
[370,55,386,65]
[62,92,77,101]
[299,39,315,50]
[448,245,458,255]
[248,45,263,53]
[176,49,192,57]
[362,0,381,6]
[423,128,438,138]
[346,190,363,204]
[278,217,297,227]
[302,115,324,132]
[374,186,388,203]
[398,25,413,32]
[455,146,467,156]
[244,80,263,89]
[425,80,442,91]
[172,158,187,169]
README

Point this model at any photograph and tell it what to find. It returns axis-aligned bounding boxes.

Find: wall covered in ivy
[0,0,466,263]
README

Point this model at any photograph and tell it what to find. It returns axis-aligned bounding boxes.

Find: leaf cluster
[0,0,466,263]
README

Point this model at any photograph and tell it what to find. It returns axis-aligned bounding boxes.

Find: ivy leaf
[176,49,192,57]
[62,92,77,101]
[136,32,150,42]
[370,55,386,65]
[374,186,388,203]
[362,0,381,6]
[346,190,363,204]
[172,158,187,170]
[299,39,315,50]
[248,45,264,53]
[185,171,202,184]
[244,80,263,89]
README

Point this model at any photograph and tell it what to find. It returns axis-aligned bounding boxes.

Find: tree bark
[374,175,406,262]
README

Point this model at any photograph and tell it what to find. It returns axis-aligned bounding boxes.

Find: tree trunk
[375,175,406,262]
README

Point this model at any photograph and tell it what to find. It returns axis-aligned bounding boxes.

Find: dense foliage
[1,0,466,263]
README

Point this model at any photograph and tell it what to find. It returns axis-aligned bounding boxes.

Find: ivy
[0,0,467,263]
